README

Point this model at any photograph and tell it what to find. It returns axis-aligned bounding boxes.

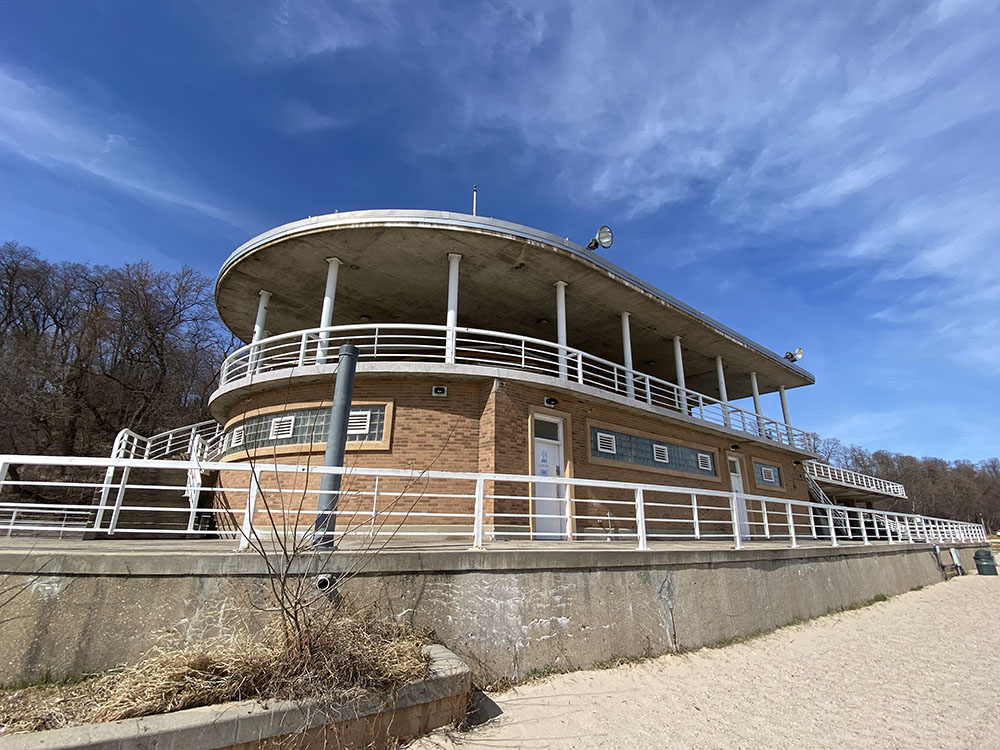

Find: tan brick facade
[214,374,811,539]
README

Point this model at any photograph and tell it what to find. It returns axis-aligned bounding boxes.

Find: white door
[533,416,566,540]
[729,458,751,540]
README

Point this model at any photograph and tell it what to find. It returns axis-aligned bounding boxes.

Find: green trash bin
[974,549,997,576]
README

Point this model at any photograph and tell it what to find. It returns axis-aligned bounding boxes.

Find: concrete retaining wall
[0,543,981,686]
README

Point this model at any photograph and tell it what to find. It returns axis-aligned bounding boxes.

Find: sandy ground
[410,575,1000,749]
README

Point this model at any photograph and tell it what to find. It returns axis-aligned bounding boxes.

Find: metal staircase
[804,473,852,538]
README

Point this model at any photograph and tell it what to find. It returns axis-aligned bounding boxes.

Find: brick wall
[214,374,811,537]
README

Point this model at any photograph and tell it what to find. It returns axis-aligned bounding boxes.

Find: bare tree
[0,241,233,457]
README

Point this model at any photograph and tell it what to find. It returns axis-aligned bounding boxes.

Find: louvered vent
[697,452,713,472]
[596,432,617,454]
[269,416,295,440]
[653,444,669,463]
[347,410,372,435]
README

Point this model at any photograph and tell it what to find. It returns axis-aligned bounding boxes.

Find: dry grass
[0,601,428,734]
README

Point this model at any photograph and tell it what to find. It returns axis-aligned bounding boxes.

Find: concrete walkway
[411,575,1000,749]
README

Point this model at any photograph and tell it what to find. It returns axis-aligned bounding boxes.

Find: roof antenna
[472,185,477,216]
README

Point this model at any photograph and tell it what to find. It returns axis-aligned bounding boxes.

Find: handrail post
[238,469,259,551]
[93,462,118,531]
[827,506,838,547]
[564,484,574,541]
[808,505,817,539]
[859,510,870,545]
[576,352,585,384]
[730,493,743,550]
[905,517,915,544]
[691,493,700,540]
[885,514,895,544]
[785,502,797,548]
[635,488,648,551]
[472,477,485,549]
[298,332,308,367]
[108,466,132,535]
[761,499,770,539]
[0,462,7,498]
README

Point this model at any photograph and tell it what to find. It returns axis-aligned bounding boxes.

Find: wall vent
[697,452,713,472]
[269,416,295,440]
[347,409,372,435]
[596,432,617,454]
[230,425,245,448]
[652,444,669,463]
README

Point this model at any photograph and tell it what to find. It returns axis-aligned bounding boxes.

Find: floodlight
[784,347,804,362]
[586,225,614,250]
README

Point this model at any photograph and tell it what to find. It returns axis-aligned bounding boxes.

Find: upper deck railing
[216,324,819,452]
[805,461,907,499]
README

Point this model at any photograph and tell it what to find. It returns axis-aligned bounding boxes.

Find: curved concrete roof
[215,209,814,399]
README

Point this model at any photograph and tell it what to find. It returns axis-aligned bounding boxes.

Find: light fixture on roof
[586,225,614,250]
[784,347,803,362]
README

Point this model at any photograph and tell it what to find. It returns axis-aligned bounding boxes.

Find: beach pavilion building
[204,209,908,542]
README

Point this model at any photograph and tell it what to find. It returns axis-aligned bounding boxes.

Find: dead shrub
[0,599,428,733]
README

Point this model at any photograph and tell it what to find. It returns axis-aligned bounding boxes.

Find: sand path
[410,575,1000,749]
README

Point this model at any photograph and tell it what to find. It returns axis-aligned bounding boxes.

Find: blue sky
[1,0,998,461]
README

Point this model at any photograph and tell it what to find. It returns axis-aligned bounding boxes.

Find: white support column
[554,281,568,379]
[317,257,342,365]
[779,385,794,445]
[750,372,763,416]
[673,335,687,412]
[445,253,462,364]
[249,290,271,373]
[715,355,730,427]
[621,311,634,398]
[750,371,763,436]
[252,290,271,343]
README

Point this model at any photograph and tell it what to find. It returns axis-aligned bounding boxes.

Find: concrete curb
[0,541,984,577]
[0,645,470,750]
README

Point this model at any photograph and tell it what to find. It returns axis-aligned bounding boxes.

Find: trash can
[973,549,997,576]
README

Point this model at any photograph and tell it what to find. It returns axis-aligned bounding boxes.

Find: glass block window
[223,403,388,456]
[754,461,782,487]
[589,426,717,477]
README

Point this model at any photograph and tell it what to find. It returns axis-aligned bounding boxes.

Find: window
[760,466,777,483]
[347,409,371,435]
[697,453,713,472]
[652,444,670,463]
[597,432,617,454]
[269,416,295,440]
[230,425,245,448]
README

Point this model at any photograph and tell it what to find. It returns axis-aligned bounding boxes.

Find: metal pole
[313,344,359,549]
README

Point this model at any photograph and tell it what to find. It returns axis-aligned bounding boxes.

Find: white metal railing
[218,324,819,451]
[109,421,223,461]
[0,454,985,550]
[805,461,907,498]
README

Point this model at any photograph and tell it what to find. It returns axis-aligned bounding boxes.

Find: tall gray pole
[313,343,358,550]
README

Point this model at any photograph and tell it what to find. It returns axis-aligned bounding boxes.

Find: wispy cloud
[0,63,250,230]
[278,101,352,134]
